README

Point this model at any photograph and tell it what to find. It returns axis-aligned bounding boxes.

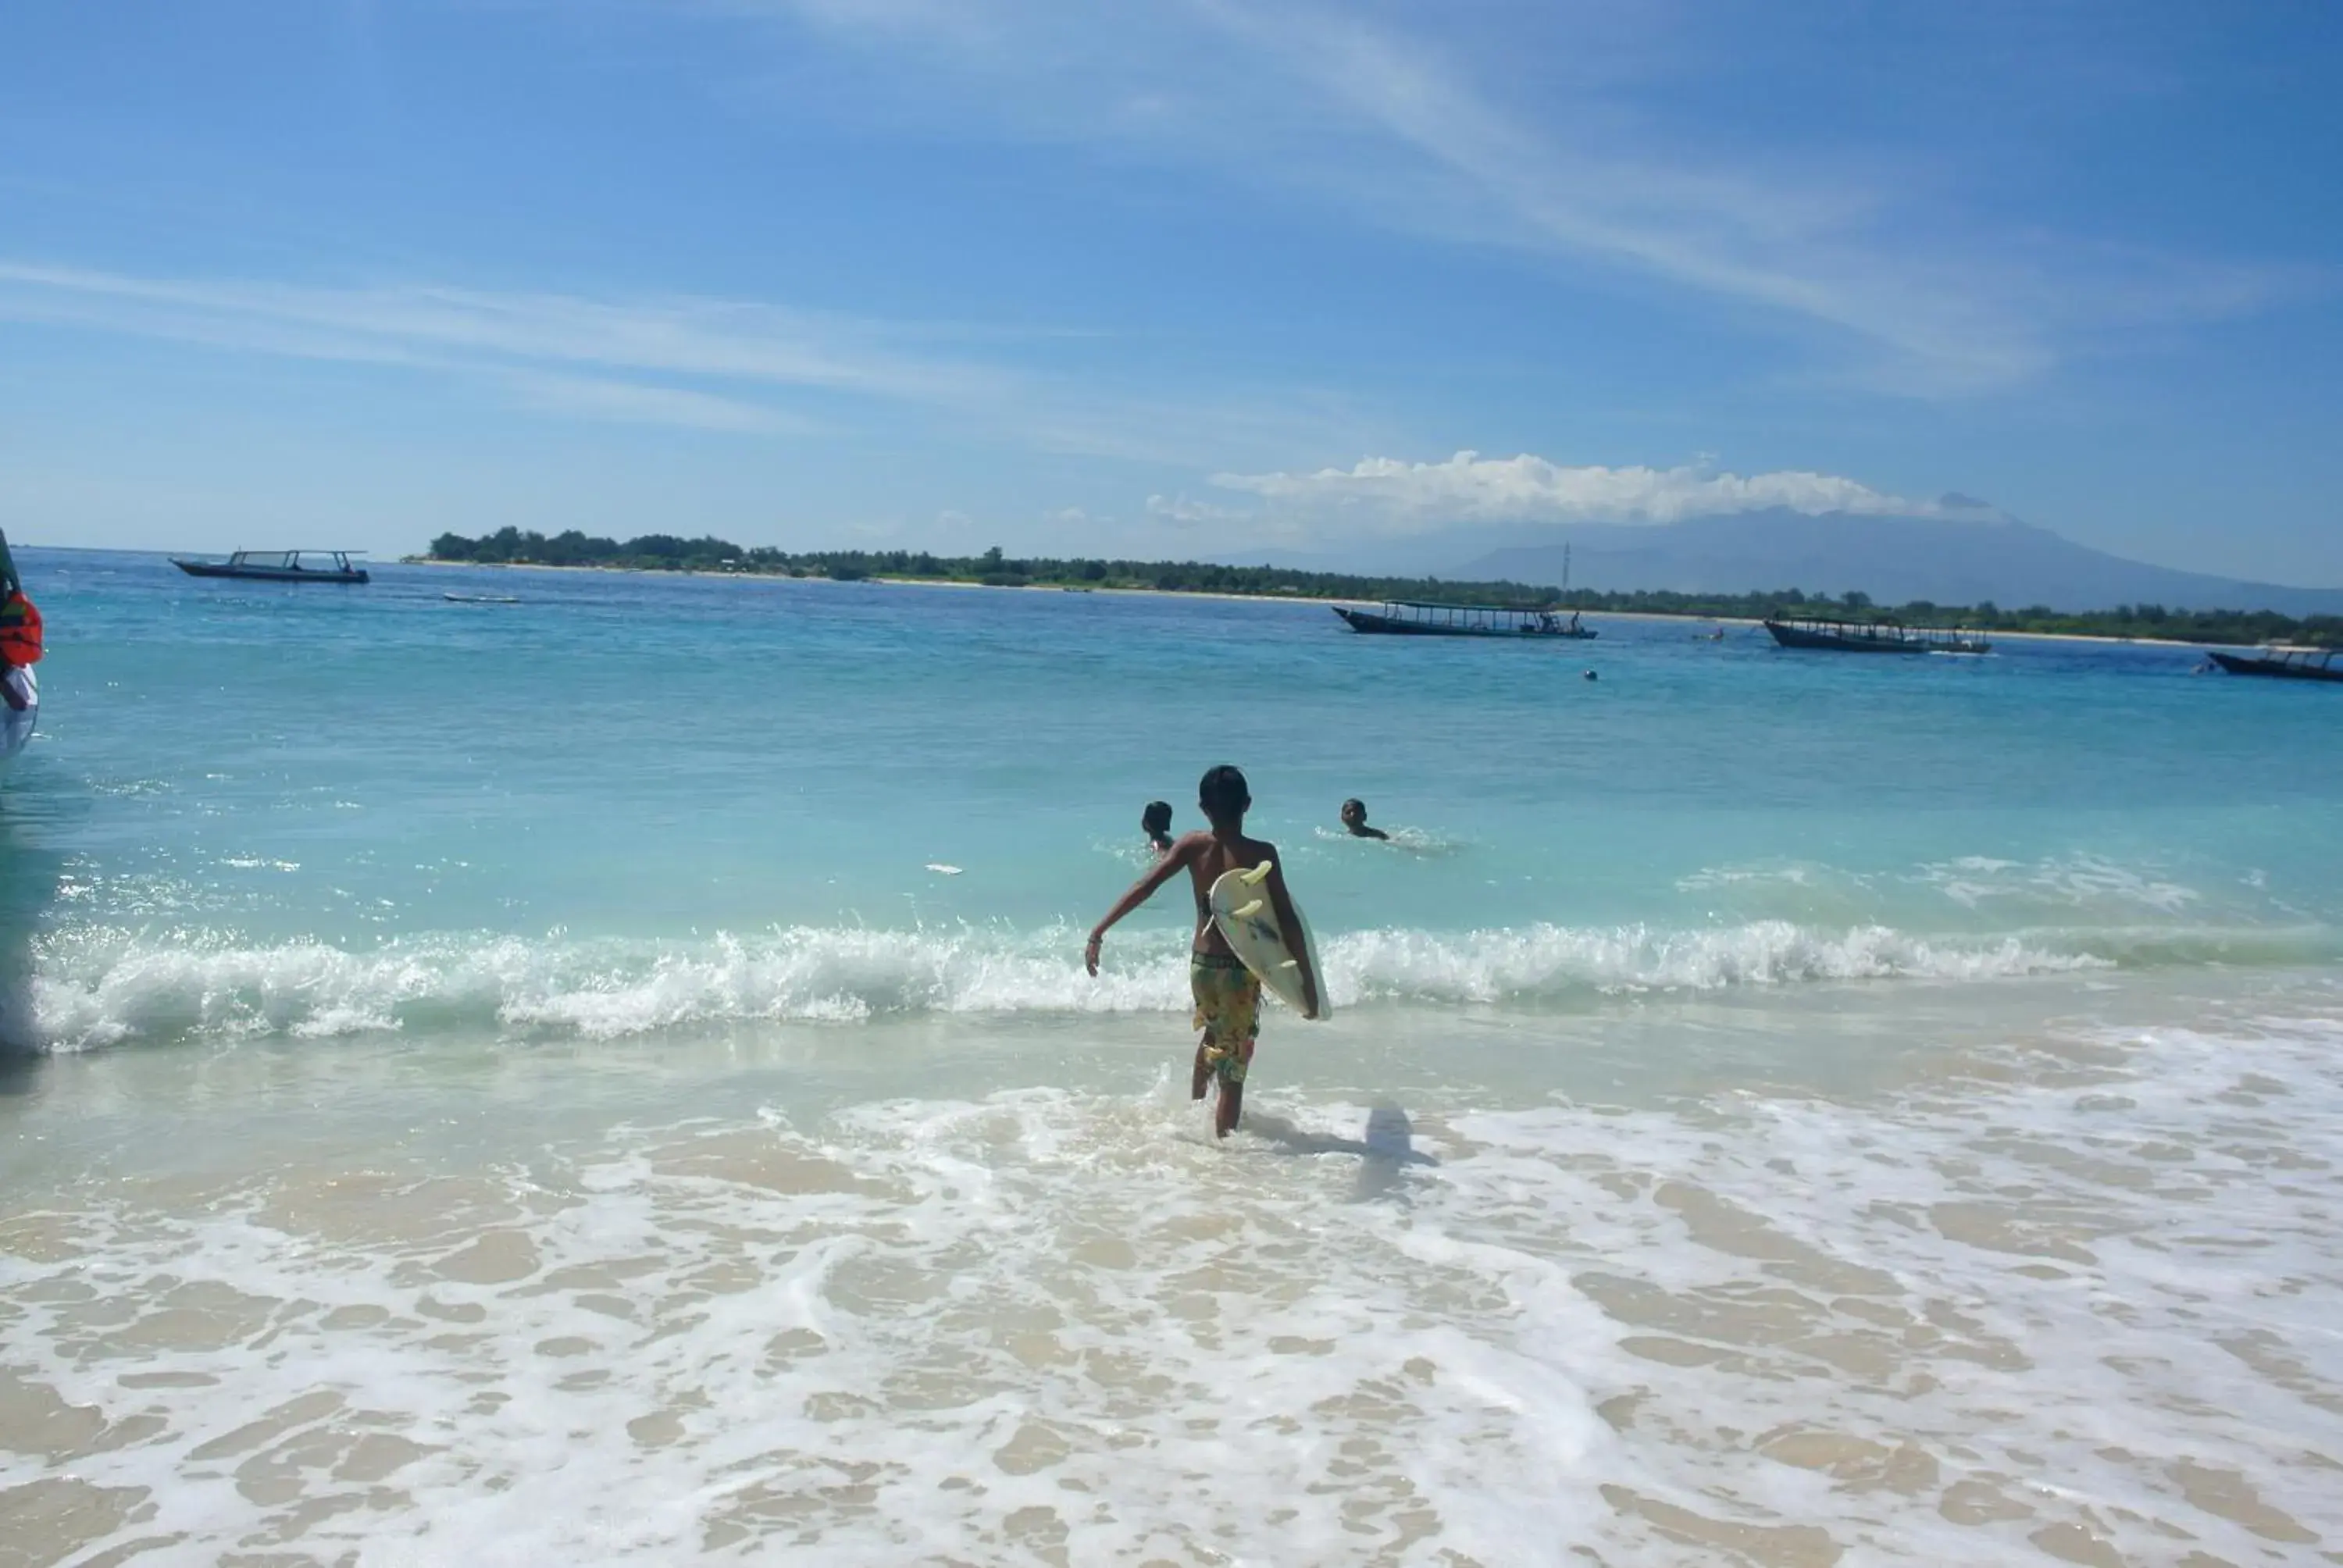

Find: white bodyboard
[1207,861,1330,1021]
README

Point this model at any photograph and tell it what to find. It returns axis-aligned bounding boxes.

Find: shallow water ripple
[4,1014,2340,1564]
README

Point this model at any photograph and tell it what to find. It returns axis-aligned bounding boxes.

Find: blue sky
[2,1,2338,582]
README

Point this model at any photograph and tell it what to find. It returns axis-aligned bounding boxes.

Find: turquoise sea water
[5,546,2342,1565]
[9,547,2341,1046]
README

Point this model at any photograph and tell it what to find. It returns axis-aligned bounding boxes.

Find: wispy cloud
[0,259,1337,454]
[701,0,2293,395]
[1211,451,1969,533]
[0,260,1000,418]
[497,370,825,434]
[1211,9,2044,392]
[1145,491,1252,529]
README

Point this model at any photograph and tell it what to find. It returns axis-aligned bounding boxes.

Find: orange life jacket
[0,591,42,666]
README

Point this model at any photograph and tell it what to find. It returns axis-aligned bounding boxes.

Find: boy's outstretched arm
[1086,836,1195,975]
[1261,849,1322,1019]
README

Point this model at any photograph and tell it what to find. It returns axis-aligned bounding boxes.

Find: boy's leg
[1212,1036,1254,1139]
[1189,953,1214,1101]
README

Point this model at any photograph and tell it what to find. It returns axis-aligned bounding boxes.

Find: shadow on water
[0,783,63,1088]
[1246,1101,1439,1203]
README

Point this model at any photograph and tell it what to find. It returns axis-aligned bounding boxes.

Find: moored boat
[1763,615,1990,655]
[0,529,37,768]
[1,661,36,767]
[173,549,370,584]
[2207,645,2341,683]
[1333,600,1598,639]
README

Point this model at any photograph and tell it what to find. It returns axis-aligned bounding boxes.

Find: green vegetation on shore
[422,528,2341,647]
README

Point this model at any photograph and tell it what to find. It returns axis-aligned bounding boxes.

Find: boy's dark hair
[1343,798,1367,815]
[1198,764,1250,823]
[1141,800,1173,834]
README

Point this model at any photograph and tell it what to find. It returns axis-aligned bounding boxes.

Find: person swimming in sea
[1089,765,1318,1138]
[1142,800,1175,858]
[1339,798,1389,840]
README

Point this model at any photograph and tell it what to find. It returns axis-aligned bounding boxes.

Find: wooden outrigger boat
[1763,615,1990,655]
[1333,600,1598,639]
[173,549,370,584]
[2207,644,2341,683]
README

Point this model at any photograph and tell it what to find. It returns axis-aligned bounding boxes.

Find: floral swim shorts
[1189,950,1260,1085]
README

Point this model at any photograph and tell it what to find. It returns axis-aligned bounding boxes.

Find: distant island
[421,528,2341,648]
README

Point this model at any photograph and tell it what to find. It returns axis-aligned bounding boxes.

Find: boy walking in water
[1087,764,1318,1138]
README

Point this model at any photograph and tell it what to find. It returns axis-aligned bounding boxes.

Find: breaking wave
[34,913,2314,1052]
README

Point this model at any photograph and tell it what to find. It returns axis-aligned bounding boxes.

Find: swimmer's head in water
[1141,800,1172,837]
[1340,798,1368,827]
[1198,764,1250,826]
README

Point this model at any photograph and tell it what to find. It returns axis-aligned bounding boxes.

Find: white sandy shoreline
[400,557,2236,647]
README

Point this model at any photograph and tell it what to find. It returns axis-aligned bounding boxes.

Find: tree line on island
[423,528,2341,647]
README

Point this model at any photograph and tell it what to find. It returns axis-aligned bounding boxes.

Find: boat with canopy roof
[1332,600,1598,639]
[2207,644,2341,683]
[172,549,370,583]
[1763,615,1990,654]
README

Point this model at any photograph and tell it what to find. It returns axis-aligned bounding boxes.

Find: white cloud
[1211,451,1963,533]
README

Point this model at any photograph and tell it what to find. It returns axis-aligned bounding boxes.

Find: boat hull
[1332,607,1597,639]
[1764,620,1928,653]
[1,665,34,768]
[174,560,369,583]
[2209,651,2343,682]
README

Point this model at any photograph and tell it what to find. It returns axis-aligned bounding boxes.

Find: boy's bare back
[1171,829,1276,958]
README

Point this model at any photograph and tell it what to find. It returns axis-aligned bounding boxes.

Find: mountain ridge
[1453,511,2343,615]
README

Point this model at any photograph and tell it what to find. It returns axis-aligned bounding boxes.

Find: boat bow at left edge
[0,529,41,770]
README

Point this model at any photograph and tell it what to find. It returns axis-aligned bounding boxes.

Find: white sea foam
[26,917,2129,1051]
[1682,853,2215,921]
[1914,852,2202,915]
[1311,824,1464,855]
[1331,920,2109,1003]
[1675,860,1835,892]
[4,1008,2339,1563]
